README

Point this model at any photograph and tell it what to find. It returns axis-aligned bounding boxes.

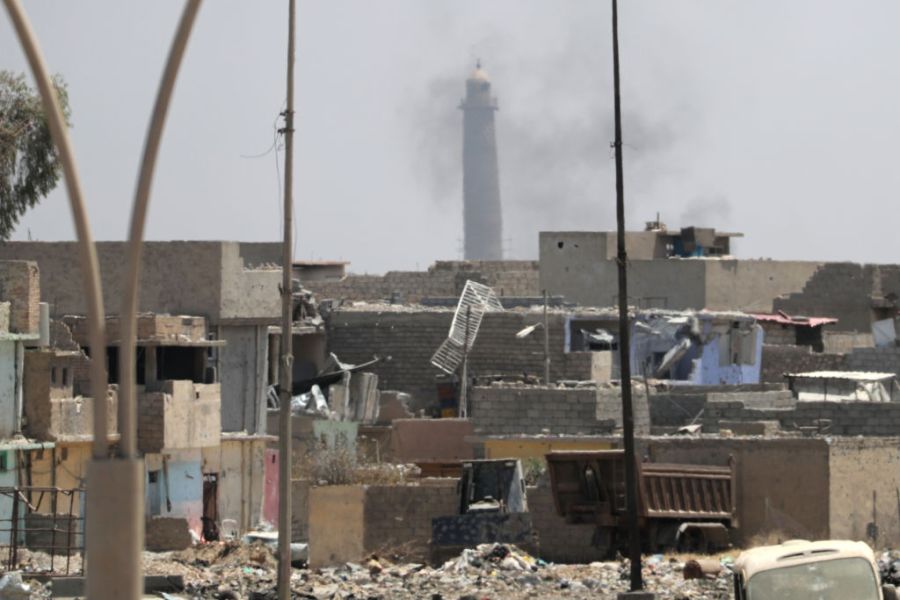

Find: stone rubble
[132,541,736,600]
[13,543,894,598]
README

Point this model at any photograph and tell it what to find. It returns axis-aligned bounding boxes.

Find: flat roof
[293,260,349,266]
[787,370,896,381]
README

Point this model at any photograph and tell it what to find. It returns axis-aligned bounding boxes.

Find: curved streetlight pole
[106,2,202,599]
[1,0,127,597]
[2,0,109,460]
[118,0,202,461]
[4,1,204,597]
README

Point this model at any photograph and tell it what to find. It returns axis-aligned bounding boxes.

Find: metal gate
[0,486,85,575]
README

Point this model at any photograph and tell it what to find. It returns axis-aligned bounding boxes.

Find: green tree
[0,70,70,240]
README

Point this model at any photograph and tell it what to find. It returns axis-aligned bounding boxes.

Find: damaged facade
[0,218,898,582]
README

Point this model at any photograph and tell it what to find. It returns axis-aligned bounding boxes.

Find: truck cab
[732,539,898,600]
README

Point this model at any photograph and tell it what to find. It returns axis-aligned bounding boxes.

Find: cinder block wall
[759,323,797,346]
[846,347,900,377]
[823,331,873,354]
[760,345,846,383]
[309,482,457,566]
[775,263,900,332]
[326,309,599,414]
[309,261,540,303]
[704,400,900,436]
[362,482,458,562]
[472,385,610,435]
[0,260,40,334]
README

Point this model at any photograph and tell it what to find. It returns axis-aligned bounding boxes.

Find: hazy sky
[3,1,900,273]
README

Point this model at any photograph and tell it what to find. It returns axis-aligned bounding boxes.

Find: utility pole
[542,290,550,385]
[278,0,296,598]
[611,0,645,595]
[459,306,472,418]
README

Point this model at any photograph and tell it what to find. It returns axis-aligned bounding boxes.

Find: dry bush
[293,438,419,486]
[311,442,357,485]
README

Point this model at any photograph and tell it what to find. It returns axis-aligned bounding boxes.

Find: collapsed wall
[775,263,900,332]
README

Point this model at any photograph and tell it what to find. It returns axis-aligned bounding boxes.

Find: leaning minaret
[460,61,503,260]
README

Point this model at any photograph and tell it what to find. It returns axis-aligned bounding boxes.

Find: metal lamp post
[4,1,203,597]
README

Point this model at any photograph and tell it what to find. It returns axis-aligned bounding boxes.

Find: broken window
[100,346,146,385]
[156,346,207,383]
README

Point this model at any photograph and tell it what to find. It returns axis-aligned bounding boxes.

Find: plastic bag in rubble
[0,572,30,600]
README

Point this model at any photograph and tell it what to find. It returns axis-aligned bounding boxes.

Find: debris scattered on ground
[880,550,900,586]
[0,572,32,600]
[133,541,737,599]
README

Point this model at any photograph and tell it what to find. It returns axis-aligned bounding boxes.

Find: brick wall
[775,263,900,332]
[362,482,458,562]
[139,393,166,453]
[760,345,846,383]
[471,383,649,436]
[472,385,609,435]
[846,347,900,377]
[326,308,600,414]
[0,260,40,334]
[704,400,900,436]
[649,392,708,427]
[759,323,796,346]
[309,260,540,304]
[823,331,873,354]
[138,381,221,452]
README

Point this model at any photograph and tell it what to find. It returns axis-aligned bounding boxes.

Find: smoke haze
[3,1,900,271]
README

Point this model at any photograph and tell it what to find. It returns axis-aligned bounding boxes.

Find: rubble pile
[136,542,734,600]
[880,550,900,586]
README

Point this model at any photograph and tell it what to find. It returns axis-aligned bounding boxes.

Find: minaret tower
[460,61,503,260]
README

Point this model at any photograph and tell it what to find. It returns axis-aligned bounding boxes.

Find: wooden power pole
[278,0,296,597]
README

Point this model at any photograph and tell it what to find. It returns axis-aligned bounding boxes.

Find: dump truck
[430,459,538,563]
[732,539,899,599]
[545,449,736,556]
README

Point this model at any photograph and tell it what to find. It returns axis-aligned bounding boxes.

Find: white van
[732,540,898,600]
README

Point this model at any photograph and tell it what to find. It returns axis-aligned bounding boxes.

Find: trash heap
[138,541,736,600]
[880,550,900,586]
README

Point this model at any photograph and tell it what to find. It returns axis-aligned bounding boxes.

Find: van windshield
[746,557,879,600]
